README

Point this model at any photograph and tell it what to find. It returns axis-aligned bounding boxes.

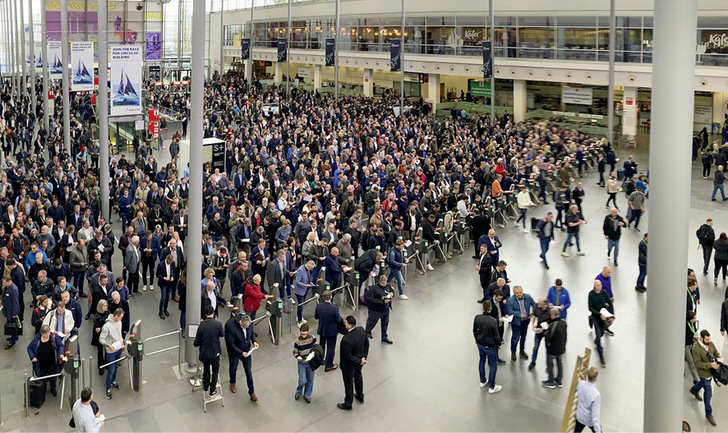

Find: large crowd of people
[1,72,726,430]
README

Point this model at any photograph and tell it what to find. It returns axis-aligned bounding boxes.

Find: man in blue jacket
[387,239,408,299]
[324,247,344,291]
[2,276,20,349]
[546,279,571,319]
[314,289,343,371]
[506,286,535,362]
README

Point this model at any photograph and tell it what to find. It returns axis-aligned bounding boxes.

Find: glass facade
[224,13,728,66]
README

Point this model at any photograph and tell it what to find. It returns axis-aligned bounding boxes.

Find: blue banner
[390,39,401,72]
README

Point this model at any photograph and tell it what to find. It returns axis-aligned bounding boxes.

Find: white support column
[622,86,638,138]
[426,73,439,113]
[19,0,25,91]
[513,79,526,122]
[98,0,109,220]
[313,64,322,90]
[40,0,48,130]
[274,61,283,84]
[643,0,697,431]
[246,1,254,84]
[363,68,373,97]
[61,0,71,153]
[27,0,36,118]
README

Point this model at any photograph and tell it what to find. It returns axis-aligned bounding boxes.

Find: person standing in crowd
[588,280,614,367]
[155,254,177,320]
[27,324,65,397]
[314,289,343,372]
[476,244,493,301]
[365,276,394,344]
[687,278,699,314]
[697,219,716,276]
[561,205,586,257]
[546,279,571,319]
[225,313,258,401]
[473,300,502,394]
[194,305,224,397]
[542,307,568,389]
[711,165,727,201]
[294,261,316,327]
[689,330,721,426]
[575,367,602,432]
[293,323,316,403]
[713,232,728,286]
[99,308,125,400]
[488,289,508,365]
[536,212,555,270]
[243,274,273,320]
[481,229,502,265]
[2,276,20,350]
[123,236,141,297]
[636,233,648,293]
[602,208,625,266]
[506,286,535,362]
[72,387,104,433]
[528,297,551,371]
[685,311,700,385]
[337,316,369,411]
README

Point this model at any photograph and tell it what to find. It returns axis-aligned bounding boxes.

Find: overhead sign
[298,66,310,78]
[110,46,142,116]
[71,41,95,92]
[469,80,491,97]
[562,87,593,105]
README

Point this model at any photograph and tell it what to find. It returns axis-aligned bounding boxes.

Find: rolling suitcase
[27,379,46,408]
[617,169,625,180]
[531,217,539,231]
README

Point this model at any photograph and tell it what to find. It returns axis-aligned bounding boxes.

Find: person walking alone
[711,165,727,201]
[536,212,555,270]
[473,300,502,394]
[689,330,721,426]
[697,219,716,276]
[636,233,648,293]
[575,367,602,432]
[602,208,625,266]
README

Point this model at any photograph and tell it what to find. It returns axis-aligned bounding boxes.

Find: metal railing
[25,370,66,417]
[252,311,275,344]
[143,329,183,376]
[97,355,133,391]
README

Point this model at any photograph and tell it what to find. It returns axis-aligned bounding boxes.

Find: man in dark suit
[193,305,225,396]
[314,289,343,372]
[250,238,269,287]
[266,250,285,298]
[224,313,258,401]
[337,315,369,411]
[155,255,177,320]
[476,244,492,303]
[470,209,491,258]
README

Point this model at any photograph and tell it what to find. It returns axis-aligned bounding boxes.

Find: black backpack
[696,226,713,245]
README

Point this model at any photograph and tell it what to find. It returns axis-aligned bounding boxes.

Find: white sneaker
[523,229,530,234]
[301,318,307,325]
[296,321,303,328]
[480,382,488,388]
[488,384,502,394]
[150,285,154,291]
[399,294,408,300]
[577,251,586,256]
[426,264,435,271]
[143,285,147,291]
[561,252,569,257]
[290,299,296,305]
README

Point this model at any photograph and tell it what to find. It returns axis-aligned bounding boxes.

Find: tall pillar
[27,0,36,120]
[19,0,26,91]
[513,79,526,122]
[622,86,638,138]
[219,2,224,75]
[2,1,9,87]
[643,0,697,431]
[98,0,109,220]
[40,0,48,130]
[334,0,339,99]
[274,61,283,84]
[427,73,439,113]
[313,64,322,89]
[363,68,373,97]
[607,0,616,145]
[12,0,19,98]
[245,1,254,84]
[185,0,205,371]
[61,0,70,153]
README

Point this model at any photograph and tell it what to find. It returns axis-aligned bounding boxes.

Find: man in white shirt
[575,367,601,432]
[72,387,104,432]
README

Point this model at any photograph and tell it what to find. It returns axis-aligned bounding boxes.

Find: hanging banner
[562,87,593,105]
[146,32,161,61]
[48,41,63,79]
[390,38,401,72]
[277,39,288,63]
[240,38,251,60]
[325,38,335,67]
[482,41,492,79]
[34,41,43,72]
[71,42,95,92]
[110,46,142,116]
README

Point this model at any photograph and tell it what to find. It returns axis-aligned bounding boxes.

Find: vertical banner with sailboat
[34,41,43,72]
[71,42,95,92]
[48,41,63,79]
[110,46,142,116]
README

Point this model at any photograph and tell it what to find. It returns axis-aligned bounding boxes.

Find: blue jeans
[387,268,404,295]
[180,311,186,331]
[555,207,564,227]
[159,283,171,313]
[539,238,551,265]
[562,232,581,252]
[477,344,498,388]
[105,349,122,391]
[296,293,306,322]
[121,213,131,232]
[296,362,315,399]
[547,353,563,384]
[637,264,647,287]
[712,183,726,200]
[531,333,544,363]
[691,378,713,415]
[229,353,255,394]
[280,275,291,300]
[73,271,86,296]
[516,208,527,228]
[628,210,642,228]
[244,309,257,320]
[607,239,619,260]
[510,320,529,353]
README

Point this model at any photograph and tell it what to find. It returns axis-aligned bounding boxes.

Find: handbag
[708,352,728,386]
[4,317,22,336]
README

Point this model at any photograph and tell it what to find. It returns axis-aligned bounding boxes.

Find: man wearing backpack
[697,219,716,275]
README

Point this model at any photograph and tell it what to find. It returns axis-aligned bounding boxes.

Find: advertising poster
[240,38,250,60]
[325,38,335,67]
[277,39,288,63]
[482,41,492,79]
[110,46,142,116]
[48,41,63,79]
[71,41,95,91]
[390,39,401,72]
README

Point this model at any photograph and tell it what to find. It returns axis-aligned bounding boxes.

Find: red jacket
[243,282,266,312]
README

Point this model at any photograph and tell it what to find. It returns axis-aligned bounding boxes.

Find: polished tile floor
[1,144,726,432]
